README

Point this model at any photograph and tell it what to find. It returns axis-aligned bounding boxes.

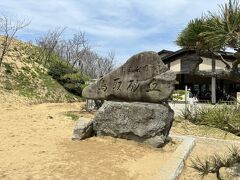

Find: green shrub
[48,60,76,79]
[61,73,89,96]
[26,47,90,97]
[48,60,89,96]
[61,73,89,82]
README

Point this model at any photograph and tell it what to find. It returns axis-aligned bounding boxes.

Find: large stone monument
[73,51,177,147]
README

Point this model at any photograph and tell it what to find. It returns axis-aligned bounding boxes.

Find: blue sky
[0,0,227,64]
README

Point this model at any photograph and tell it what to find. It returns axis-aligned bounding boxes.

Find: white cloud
[0,0,229,62]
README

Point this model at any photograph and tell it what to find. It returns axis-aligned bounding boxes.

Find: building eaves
[161,48,236,62]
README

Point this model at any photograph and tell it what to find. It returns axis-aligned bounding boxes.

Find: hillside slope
[0,38,81,103]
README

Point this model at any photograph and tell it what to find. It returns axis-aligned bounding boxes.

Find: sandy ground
[0,101,178,180]
[1,95,239,180]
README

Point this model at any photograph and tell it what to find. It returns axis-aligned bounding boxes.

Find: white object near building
[237,92,240,102]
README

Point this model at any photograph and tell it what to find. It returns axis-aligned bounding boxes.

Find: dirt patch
[56,137,179,180]
[0,102,179,180]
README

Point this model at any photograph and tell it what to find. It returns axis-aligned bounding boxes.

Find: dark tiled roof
[158,49,174,55]
[161,48,194,60]
[160,48,236,62]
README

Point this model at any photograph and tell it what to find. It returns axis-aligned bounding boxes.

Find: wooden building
[159,49,240,103]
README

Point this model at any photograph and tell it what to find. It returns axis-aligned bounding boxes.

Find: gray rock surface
[92,101,174,147]
[82,51,176,103]
[72,118,94,140]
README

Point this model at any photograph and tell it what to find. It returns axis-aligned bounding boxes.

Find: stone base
[98,101,174,147]
[73,101,174,147]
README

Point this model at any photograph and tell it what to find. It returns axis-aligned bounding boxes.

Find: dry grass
[171,119,240,141]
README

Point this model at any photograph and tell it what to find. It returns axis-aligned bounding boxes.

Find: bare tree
[97,51,115,77]
[36,27,65,65]
[36,28,116,78]
[0,15,30,69]
[54,31,90,68]
[70,32,89,67]
[77,50,115,78]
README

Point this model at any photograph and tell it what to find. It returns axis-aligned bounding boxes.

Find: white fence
[169,101,239,117]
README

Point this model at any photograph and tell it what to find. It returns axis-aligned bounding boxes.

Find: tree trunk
[0,45,7,69]
[0,57,3,69]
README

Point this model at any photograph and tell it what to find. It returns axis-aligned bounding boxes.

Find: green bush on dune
[48,60,90,96]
